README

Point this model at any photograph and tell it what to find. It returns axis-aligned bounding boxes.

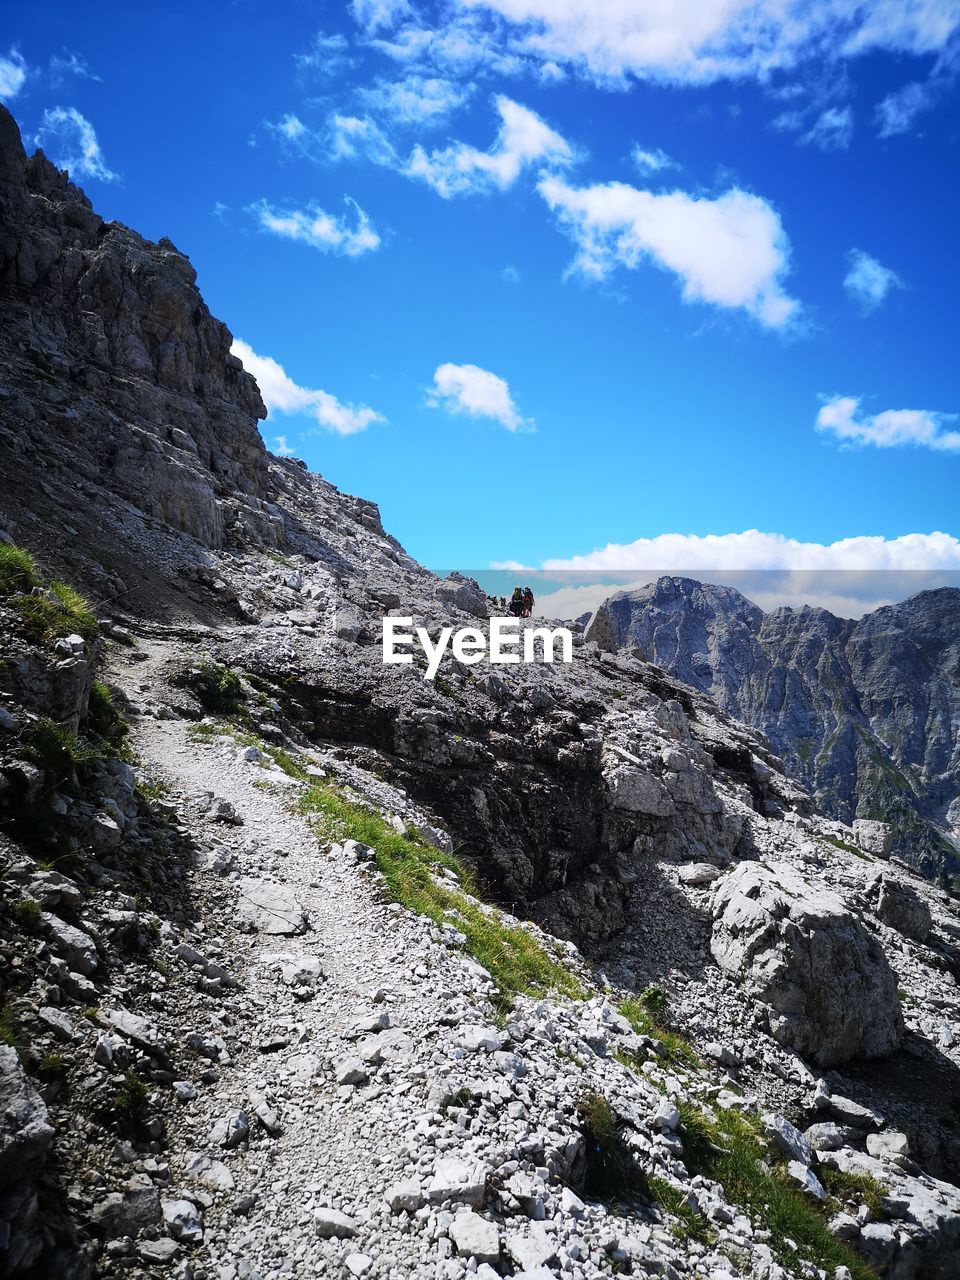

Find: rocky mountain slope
[2,104,960,1280]
[584,578,960,887]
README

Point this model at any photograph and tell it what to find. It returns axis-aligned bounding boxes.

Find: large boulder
[0,1046,54,1192]
[861,871,932,943]
[711,861,904,1066]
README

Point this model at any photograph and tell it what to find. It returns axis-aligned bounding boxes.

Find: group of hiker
[508,586,535,618]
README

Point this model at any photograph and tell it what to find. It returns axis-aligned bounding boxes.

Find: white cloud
[231,339,384,437]
[352,0,412,33]
[328,113,398,164]
[502,263,521,282]
[360,73,469,125]
[276,113,306,140]
[406,94,573,196]
[816,395,960,452]
[456,0,960,85]
[249,198,381,257]
[538,176,798,329]
[844,250,904,313]
[272,435,297,457]
[539,529,960,573]
[0,49,26,100]
[34,107,117,181]
[427,361,532,430]
[630,144,677,175]
[294,31,355,79]
[802,104,853,149]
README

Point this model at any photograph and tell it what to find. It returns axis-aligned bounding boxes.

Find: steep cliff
[585,577,960,885]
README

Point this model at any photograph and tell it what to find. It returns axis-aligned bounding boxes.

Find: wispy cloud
[630,144,677,175]
[843,250,903,313]
[801,104,853,150]
[538,175,798,329]
[427,361,532,431]
[294,31,356,81]
[232,339,385,437]
[249,198,381,257]
[816,395,960,452]
[48,51,101,86]
[359,73,470,125]
[34,107,117,181]
[0,49,27,101]
[407,94,573,197]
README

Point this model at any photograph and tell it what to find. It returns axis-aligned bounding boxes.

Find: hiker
[509,586,524,617]
[522,586,534,618]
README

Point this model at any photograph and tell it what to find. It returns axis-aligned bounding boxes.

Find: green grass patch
[618,993,701,1069]
[820,1166,887,1218]
[0,1005,21,1052]
[0,543,39,595]
[677,1102,878,1280]
[0,542,100,646]
[821,834,869,859]
[295,780,582,1009]
[88,681,130,755]
[646,1175,713,1243]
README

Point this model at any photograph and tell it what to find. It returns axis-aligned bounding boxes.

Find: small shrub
[87,681,129,752]
[194,661,246,716]
[111,1070,149,1120]
[0,1005,20,1050]
[820,1166,887,1217]
[576,1091,647,1201]
[639,982,669,1018]
[12,898,42,931]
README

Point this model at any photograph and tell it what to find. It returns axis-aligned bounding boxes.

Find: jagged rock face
[710,861,905,1065]
[585,576,960,883]
[0,105,272,551]
[0,1044,56,1275]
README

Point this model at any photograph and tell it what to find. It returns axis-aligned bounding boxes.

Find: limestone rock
[711,861,904,1065]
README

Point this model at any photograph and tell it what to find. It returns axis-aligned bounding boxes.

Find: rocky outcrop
[0,104,275,553]
[710,860,905,1065]
[0,1045,56,1275]
[585,576,960,884]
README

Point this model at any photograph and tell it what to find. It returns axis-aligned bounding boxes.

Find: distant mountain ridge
[585,576,960,884]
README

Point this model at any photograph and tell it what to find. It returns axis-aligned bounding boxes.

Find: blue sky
[2,0,959,587]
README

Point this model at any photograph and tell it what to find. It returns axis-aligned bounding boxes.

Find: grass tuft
[618,993,701,1069]
[0,543,39,595]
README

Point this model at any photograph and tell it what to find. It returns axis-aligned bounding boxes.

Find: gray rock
[235,878,306,935]
[161,1197,204,1244]
[711,861,904,1065]
[450,1210,500,1264]
[428,1157,486,1207]
[385,1179,423,1213]
[764,1113,813,1165]
[0,1045,55,1192]
[854,820,894,857]
[41,913,98,974]
[314,1207,358,1238]
[862,872,932,942]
